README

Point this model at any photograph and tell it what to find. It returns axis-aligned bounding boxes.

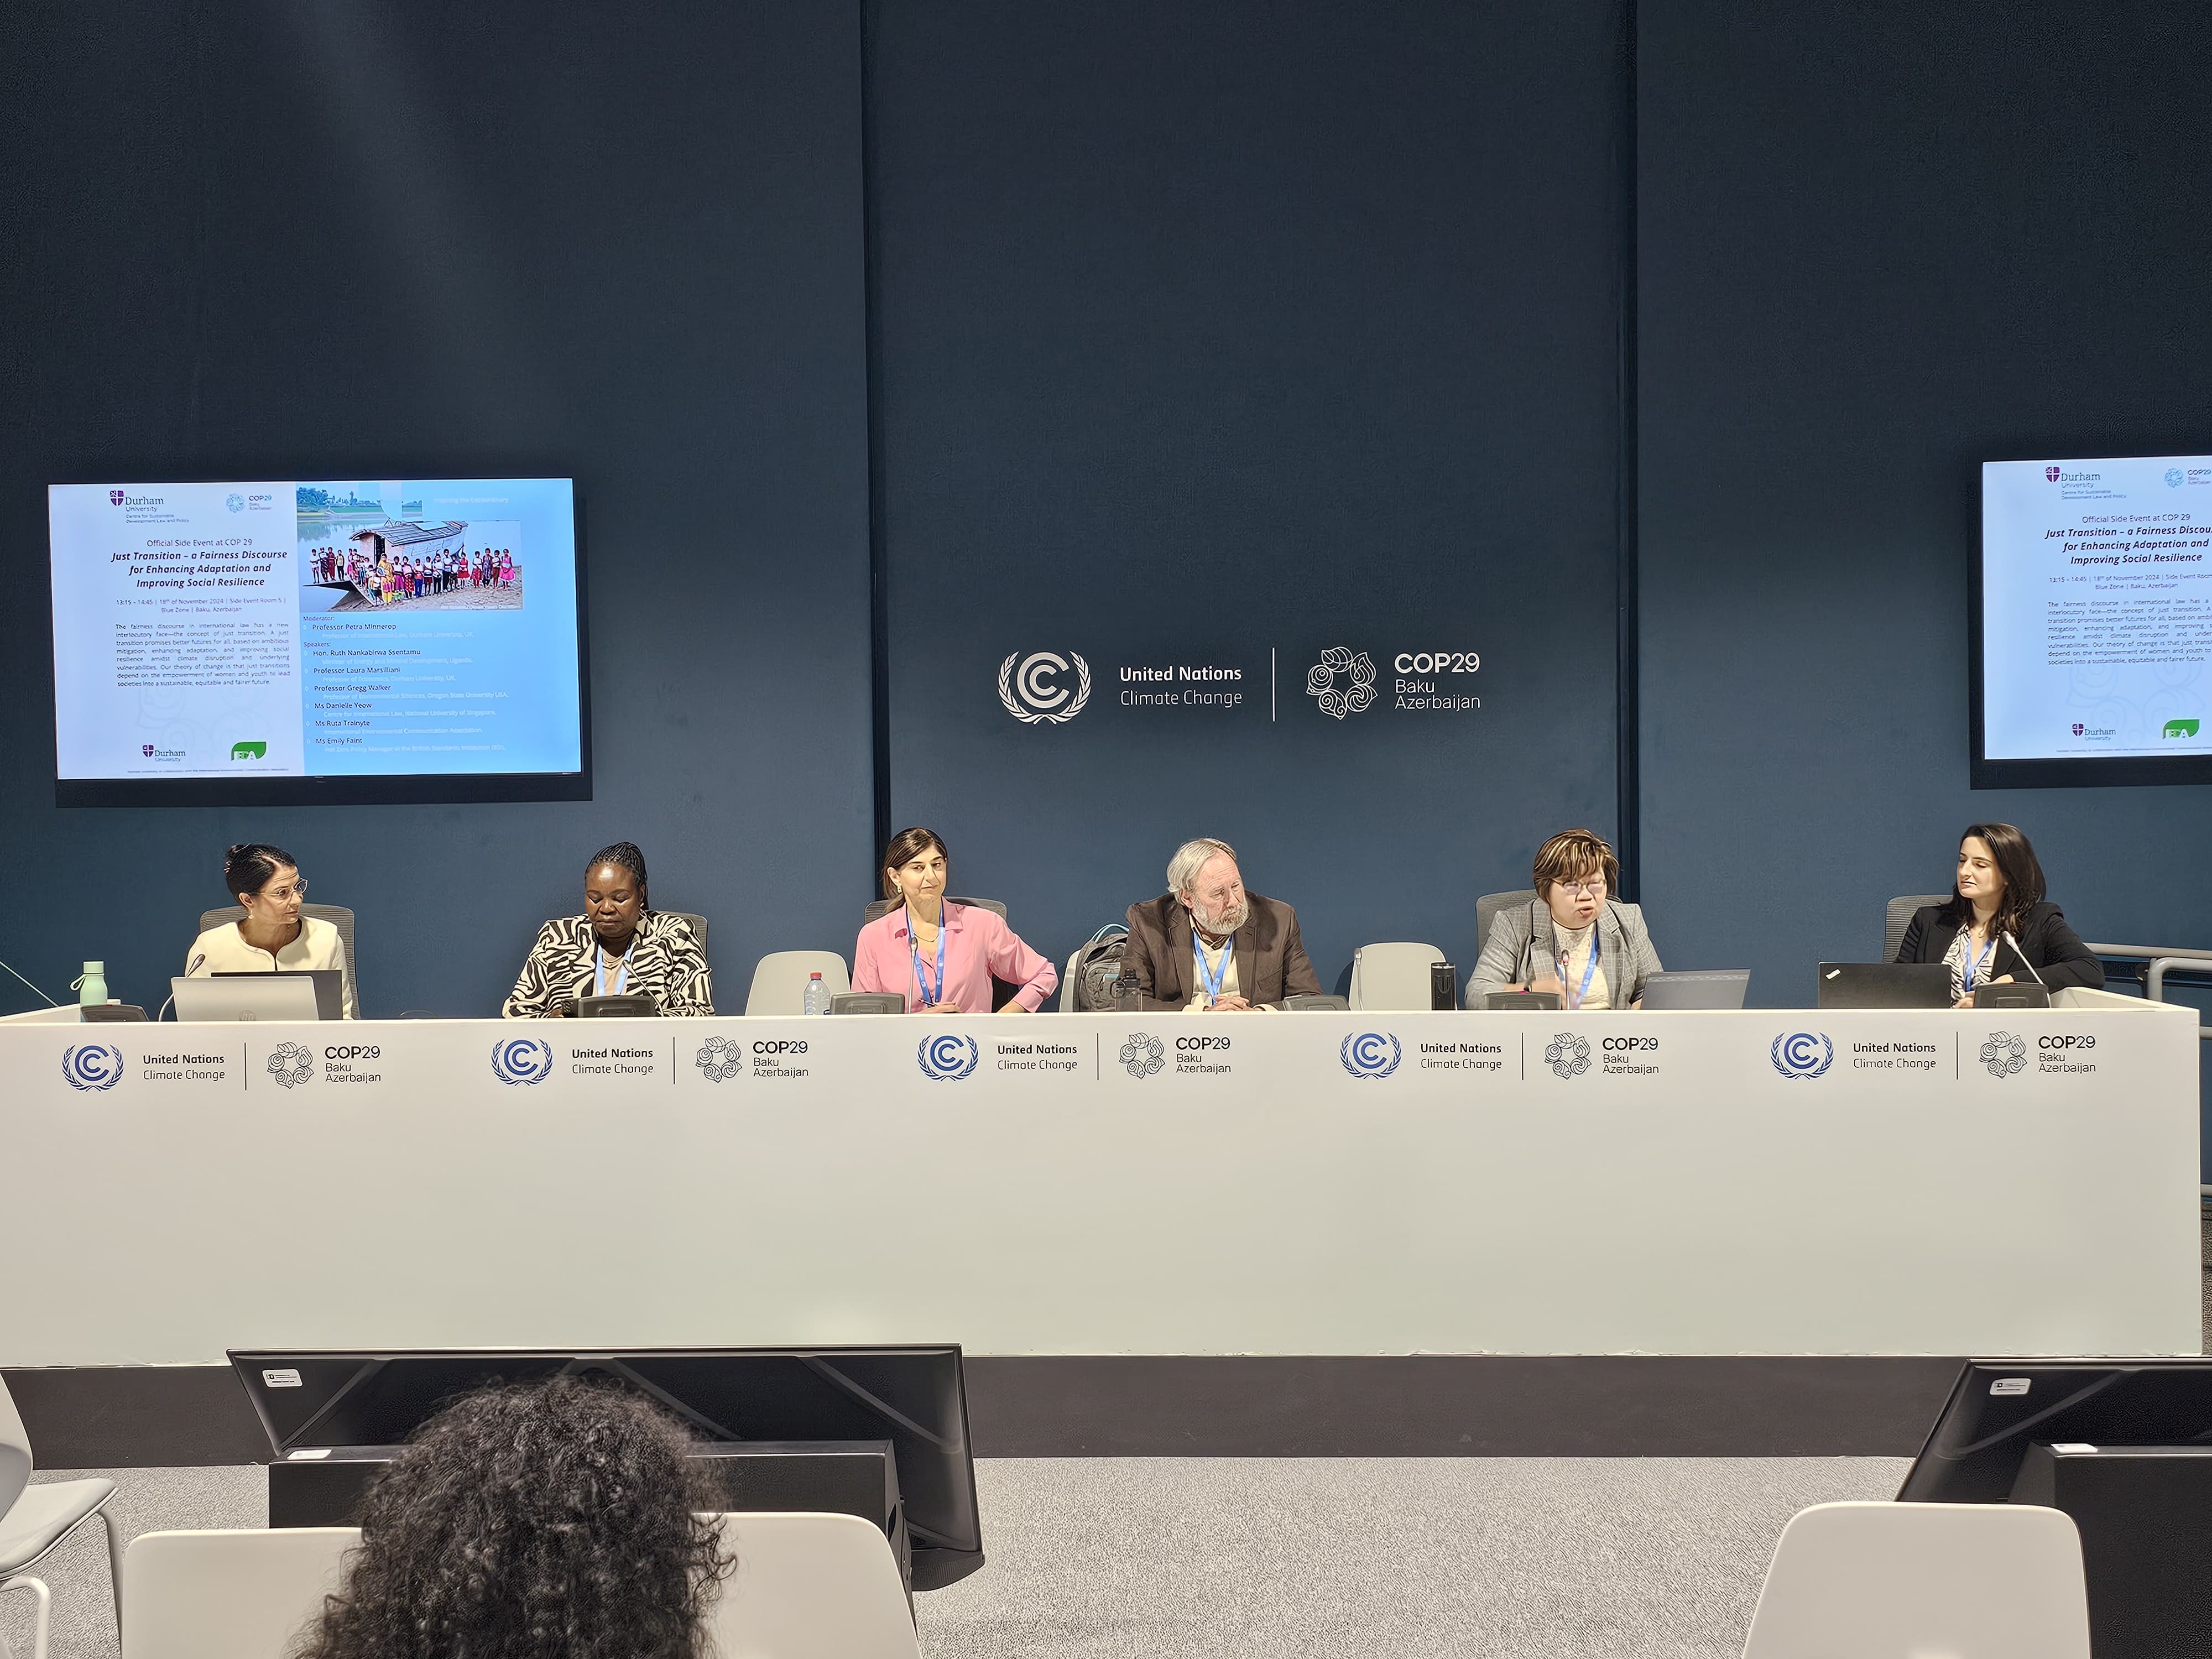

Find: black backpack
[1067,924,1131,1011]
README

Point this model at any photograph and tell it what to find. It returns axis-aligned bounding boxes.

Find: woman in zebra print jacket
[502,842,713,1018]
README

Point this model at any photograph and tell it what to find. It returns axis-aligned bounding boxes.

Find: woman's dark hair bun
[223,842,297,901]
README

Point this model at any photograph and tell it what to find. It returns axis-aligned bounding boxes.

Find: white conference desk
[0,998,2197,1365]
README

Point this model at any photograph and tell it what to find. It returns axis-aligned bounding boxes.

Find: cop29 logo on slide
[917,1034,980,1081]
[1340,1031,1401,1079]
[1771,1032,1834,1080]
[491,1036,555,1086]
[998,651,1091,724]
[61,1042,124,1092]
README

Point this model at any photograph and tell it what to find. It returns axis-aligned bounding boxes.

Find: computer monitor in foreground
[1899,1358,2212,1501]
[229,1346,982,1588]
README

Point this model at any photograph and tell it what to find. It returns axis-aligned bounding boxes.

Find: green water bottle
[71,961,107,1007]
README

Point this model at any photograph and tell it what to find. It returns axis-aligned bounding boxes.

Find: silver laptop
[1639,970,1751,1010]
[172,972,330,1021]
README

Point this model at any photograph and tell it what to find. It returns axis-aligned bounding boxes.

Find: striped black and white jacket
[502,911,714,1018]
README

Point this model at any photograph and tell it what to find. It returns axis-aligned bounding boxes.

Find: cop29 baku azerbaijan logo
[1119,1032,1165,1079]
[491,1037,555,1086]
[266,1041,314,1089]
[917,1034,980,1081]
[1771,1032,1834,1079]
[60,1042,123,1092]
[1545,1032,1592,1079]
[1979,1031,2027,1079]
[1340,1031,1401,1079]
[998,651,1091,724]
[1307,647,1376,719]
[695,1036,743,1083]
[2168,468,2186,488]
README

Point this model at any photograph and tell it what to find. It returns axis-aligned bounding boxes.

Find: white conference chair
[0,1378,122,1659]
[742,952,850,1016]
[711,1512,917,1659]
[1347,942,1448,1010]
[1741,1500,2089,1659]
[118,1518,916,1659]
[120,1528,356,1659]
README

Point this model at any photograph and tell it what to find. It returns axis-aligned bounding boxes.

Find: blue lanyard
[1194,934,1233,1001]
[1965,933,1995,988]
[595,943,629,997]
[1556,935,1600,1010]
[909,907,949,1007]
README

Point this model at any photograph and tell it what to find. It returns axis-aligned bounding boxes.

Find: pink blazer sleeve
[850,915,901,998]
[977,910,1059,1011]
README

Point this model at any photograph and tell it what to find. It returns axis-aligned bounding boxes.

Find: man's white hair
[1167,837,1238,898]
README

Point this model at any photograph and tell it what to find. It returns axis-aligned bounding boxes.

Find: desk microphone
[187,952,206,975]
[2002,932,2050,992]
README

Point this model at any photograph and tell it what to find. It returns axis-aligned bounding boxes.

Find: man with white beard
[1120,837,1323,1011]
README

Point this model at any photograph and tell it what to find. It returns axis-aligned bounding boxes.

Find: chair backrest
[1886,894,1951,963]
[121,1528,358,1659]
[662,910,710,961]
[710,1512,919,1659]
[197,904,360,1010]
[1476,889,1538,961]
[1348,942,1449,1010]
[0,1375,32,1516]
[859,896,1008,925]
[743,951,851,1016]
[1740,1501,2089,1659]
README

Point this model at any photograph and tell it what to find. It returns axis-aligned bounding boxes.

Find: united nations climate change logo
[1340,1032,1401,1079]
[1307,647,1376,719]
[491,1037,555,1086]
[1979,1031,2027,1079]
[266,1041,314,1089]
[1771,1032,1834,1079]
[695,1036,743,1083]
[1118,1032,1165,1079]
[917,1034,980,1081]
[998,651,1091,724]
[1545,1032,1591,1080]
[60,1043,123,1092]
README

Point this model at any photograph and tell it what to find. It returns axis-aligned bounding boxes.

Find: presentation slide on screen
[50,479,581,781]
[1983,455,2212,760]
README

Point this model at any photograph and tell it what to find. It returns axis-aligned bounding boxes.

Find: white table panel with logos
[0,1001,2195,1364]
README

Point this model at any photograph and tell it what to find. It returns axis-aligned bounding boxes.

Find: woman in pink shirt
[852,826,1058,1013]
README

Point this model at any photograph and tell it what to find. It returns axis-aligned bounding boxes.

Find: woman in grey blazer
[1467,828,1663,1009]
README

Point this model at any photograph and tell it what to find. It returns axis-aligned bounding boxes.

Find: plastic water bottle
[71,961,107,1008]
[802,972,830,1016]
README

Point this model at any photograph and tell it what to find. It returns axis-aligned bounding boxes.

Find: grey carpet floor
[8,1229,2205,1659]
[7,1456,1904,1659]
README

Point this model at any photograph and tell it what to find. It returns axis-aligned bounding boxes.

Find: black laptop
[1815,962,1953,1009]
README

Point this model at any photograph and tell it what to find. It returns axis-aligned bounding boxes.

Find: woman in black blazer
[1895,822,2103,1006]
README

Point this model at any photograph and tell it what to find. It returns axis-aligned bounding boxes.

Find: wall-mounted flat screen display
[1976,455,2212,787]
[50,477,587,805]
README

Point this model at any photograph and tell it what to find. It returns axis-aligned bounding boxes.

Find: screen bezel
[1973,452,2212,789]
[49,474,593,807]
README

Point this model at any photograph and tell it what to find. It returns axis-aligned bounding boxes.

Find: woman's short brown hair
[1532,828,1619,899]
[880,826,950,899]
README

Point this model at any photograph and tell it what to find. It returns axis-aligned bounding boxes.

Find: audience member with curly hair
[295,1377,736,1659]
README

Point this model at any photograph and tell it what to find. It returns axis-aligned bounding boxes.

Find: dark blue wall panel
[1639,0,2212,1004]
[0,0,873,1015]
[868,0,1628,990]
